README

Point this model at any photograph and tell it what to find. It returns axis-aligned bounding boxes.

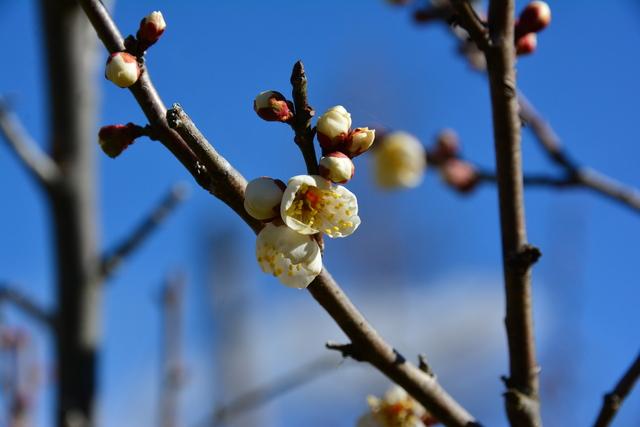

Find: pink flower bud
[319,152,355,184]
[98,124,141,158]
[345,127,376,158]
[516,32,537,56]
[253,91,294,122]
[516,1,551,38]
[316,105,351,151]
[137,11,166,47]
[431,129,460,164]
[105,52,140,88]
[440,159,479,193]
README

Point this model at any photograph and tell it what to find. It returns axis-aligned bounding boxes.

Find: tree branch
[76,2,480,425]
[451,0,490,50]
[100,183,189,280]
[0,284,53,327]
[289,61,318,175]
[593,352,640,427]
[0,100,60,190]
[484,0,542,425]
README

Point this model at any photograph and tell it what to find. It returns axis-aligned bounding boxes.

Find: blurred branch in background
[159,273,187,427]
[0,285,53,328]
[101,183,189,280]
[593,352,640,427]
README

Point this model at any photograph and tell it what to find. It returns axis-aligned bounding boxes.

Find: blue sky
[1,1,640,426]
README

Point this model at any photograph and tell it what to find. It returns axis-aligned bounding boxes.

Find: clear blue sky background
[1,1,640,426]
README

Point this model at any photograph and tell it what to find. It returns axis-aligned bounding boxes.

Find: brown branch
[0,100,60,190]
[593,352,640,427]
[0,285,53,327]
[483,0,542,425]
[100,183,188,280]
[289,61,318,175]
[76,2,480,425]
[203,355,339,427]
[450,0,490,50]
[476,169,577,188]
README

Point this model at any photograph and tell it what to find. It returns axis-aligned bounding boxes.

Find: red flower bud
[515,1,551,39]
[516,32,538,56]
[440,159,479,194]
[430,129,460,164]
[137,11,166,48]
[253,91,294,123]
[98,123,142,158]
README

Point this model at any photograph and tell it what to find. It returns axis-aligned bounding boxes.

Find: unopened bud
[431,129,460,164]
[317,105,352,151]
[319,152,355,184]
[98,123,142,158]
[244,177,286,221]
[105,52,140,88]
[516,1,551,38]
[516,32,537,56]
[345,127,376,158]
[253,91,294,122]
[440,159,479,193]
[137,11,167,47]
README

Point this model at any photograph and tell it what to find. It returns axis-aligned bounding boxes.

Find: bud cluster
[514,1,551,56]
[428,129,479,194]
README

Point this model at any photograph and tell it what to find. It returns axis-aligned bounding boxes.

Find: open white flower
[256,223,322,288]
[373,131,426,189]
[281,175,360,238]
[356,386,437,427]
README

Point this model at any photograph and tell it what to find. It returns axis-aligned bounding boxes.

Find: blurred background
[1,0,639,426]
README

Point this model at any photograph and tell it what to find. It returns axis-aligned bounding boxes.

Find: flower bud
[244,177,286,221]
[137,11,167,47]
[430,129,460,164]
[316,105,352,151]
[345,127,376,158]
[372,131,426,189]
[515,1,551,38]
[319,152,355,184]
[105,52,140,88]
[253,91,294,122]
[516,32,537,56]
[440,159,479,193]
[98,124,141,158]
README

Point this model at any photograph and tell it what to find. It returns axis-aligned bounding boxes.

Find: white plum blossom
[317,105,352,149]
[244,177,285,220]
[280,175,360,238]
[345,127,376,157]
[356,386,437,427]
[373,131,426,189]
[319,152,355,184]
[105,52,140,88]
[256,223,322,288]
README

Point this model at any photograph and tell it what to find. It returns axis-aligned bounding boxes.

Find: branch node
[418,354,435,377]
[325,341,366,362]
[508,244,542,272]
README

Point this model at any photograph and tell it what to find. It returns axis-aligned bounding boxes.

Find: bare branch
[204,356,339,427]
[0,100,60,190]
[289,61,318,175]
[450,0,490,50]
[0,284,53,327]
[484,0,542,424]
[78,2,481,425]
[100,183,189,280]
[593,352,640,427]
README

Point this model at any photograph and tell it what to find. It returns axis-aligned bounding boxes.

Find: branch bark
[0,100,61,190]
[593,352,640,427]
[484,1,541,425]
[40,0,101,425]
[101,183,188,280]
[76,1,480,425]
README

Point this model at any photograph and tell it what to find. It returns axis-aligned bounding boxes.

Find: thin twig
[203,356,339,427]
[289,61,318,175]
[0,100,60,190]
[483,0,542,425]
[476,169,577,188]
[78,2,480,425]
[593,352,640,427]
[450,0,490,50]
[100,183,189,280]
[0,284,53,327]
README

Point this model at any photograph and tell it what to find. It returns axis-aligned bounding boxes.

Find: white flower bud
[281,175,360,238]
[372,131,427,189]
[319,152,355,184]
[346,127,376,157]
[256,223,322,288]
[316,105,352,150]
[253,91,293,122]
[244,177,285,221]
[105,52,140,88]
